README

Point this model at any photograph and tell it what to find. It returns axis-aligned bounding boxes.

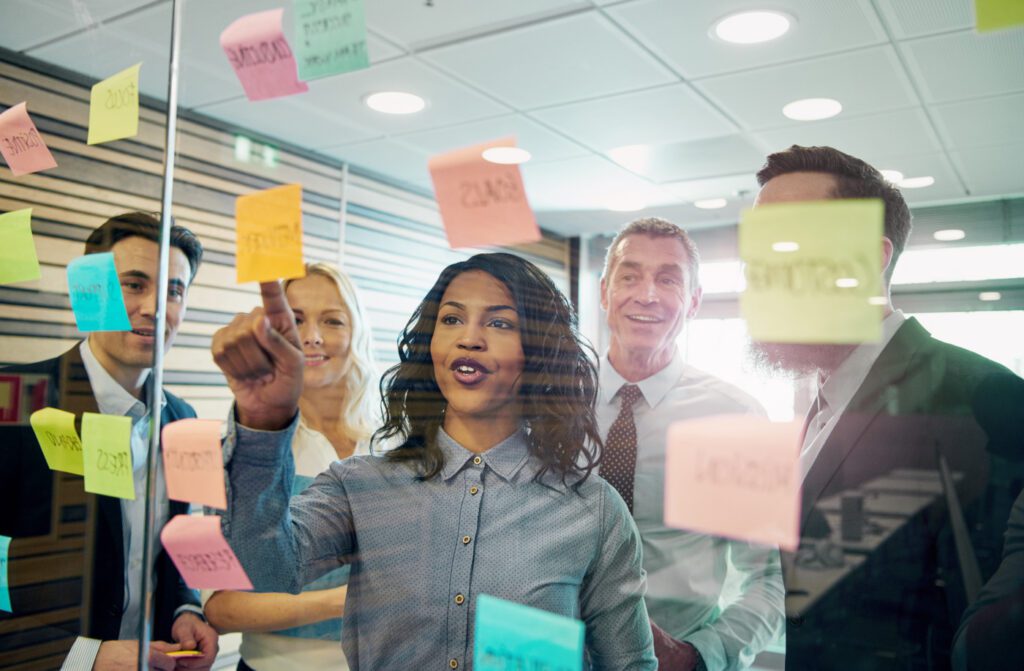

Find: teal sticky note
[474,594,584,671]
[1,534,11,612]
[293,0,370,81]
[66,252,131,332]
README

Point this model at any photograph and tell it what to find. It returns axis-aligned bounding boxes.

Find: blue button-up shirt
[221,415,656,670]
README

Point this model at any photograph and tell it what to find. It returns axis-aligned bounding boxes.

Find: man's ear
[881,236,894,277]
[599,277,609,312]
[686,285,703,320]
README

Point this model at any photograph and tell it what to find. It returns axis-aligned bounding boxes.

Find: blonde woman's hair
[285,262,379,443]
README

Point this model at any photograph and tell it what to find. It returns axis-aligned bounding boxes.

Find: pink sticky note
[220,9,309,102]
[0,103,58,176]
[162,419,227,509]
[428,137,541,249]
[161,514,253,590]
[664,415,802,551]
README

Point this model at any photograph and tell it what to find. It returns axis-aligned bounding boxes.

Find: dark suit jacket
[787,318,1024,668]
[0,346,200,661]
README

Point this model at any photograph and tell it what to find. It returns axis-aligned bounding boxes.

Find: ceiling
[2,0,1023,236]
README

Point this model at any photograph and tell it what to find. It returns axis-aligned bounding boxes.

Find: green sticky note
[0,534,11,612]
[0,208,41,285]
[293,0,370,81]
[87,63,141,145]
[474,594,584,671]
[740,199,884,344]
[30,407,85,476]
[976,0,1024,32]
[82,412,134,500]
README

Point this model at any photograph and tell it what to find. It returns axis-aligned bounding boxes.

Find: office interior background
[0,0,1022,668]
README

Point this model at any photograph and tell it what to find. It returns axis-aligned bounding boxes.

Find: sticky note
[161,514,253,590]
[739,199,883,344]
[976,0,1024,32]
[293,0,370,81]
[87,63,141,145]
[82,412,134,500]
[0,534,11,612]
[30,407,85,476]
[429,138,541,250]
[474,594,584,671]
[235,183,306,283]
[162,419,227,509]
[0,209,41,285]
[221,9,309,101]
[664,415,802,551]
[66,252,131,332]
[0,103,58,176]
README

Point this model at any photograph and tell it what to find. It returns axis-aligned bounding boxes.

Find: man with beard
[752,145,1024,669]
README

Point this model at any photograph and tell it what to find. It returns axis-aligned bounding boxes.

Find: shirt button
[472,456,482,465]
[462,535,471,545]
[449,659,458,669]
[470,486,479,495]
[454,593,465,605]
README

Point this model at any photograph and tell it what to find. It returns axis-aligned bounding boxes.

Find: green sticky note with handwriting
[30,407,85,476]
[976,0,1024,32]
[740,199,883,344]
[82,412,134,500]
[474,594,584,671]
[0,208,41,285]
[293,0,370,81]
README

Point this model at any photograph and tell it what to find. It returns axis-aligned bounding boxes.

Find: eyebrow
[617,261,683,274]
[441,301,517,313]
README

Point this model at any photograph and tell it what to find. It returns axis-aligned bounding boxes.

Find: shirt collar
[819,310,907,412]
[599,346,684,409]
[437,426,532,483]
[79,340,165,419]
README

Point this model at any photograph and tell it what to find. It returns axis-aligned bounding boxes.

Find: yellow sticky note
[87,63,141,145]
[0,208,41,285]
[976,0,1024,32]
[82,412,134,500]
[235,183,305,283]
[29,408,85,476]
[740,199,883,344]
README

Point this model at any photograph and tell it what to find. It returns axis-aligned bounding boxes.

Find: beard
[748,340,855,378]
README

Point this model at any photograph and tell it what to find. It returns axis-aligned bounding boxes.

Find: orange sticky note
[161,514,253,590]
[0,103,58,176]
[162,419,227,509]
[235,183,306,283]
[664,415,802,551]
[428,137,541,249]
[220,9,309,102]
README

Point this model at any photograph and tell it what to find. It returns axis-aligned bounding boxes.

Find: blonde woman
[204,263,377,670]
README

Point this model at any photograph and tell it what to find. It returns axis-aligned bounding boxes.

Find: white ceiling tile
[1,0,163,51]
[873,0,973,39]
[663,174,760,202]
[320,138,433,190]
[950,142,1024,197]
[933,91,1024,150]
[614,134,767,183]
[421,12,677,109]
[608,0,888,79]
[694,46,918,130]
[521,155,678,210]
[902,29,1024,103]
[395,115,586,163]
[530,83,736,151]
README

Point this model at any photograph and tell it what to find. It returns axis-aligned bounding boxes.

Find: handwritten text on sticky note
[0,103,58,176]
[0,209,41,285]
[740,199,883,344]
[87,63,141,145]
[235,183,306,283]
[30,407,85,476]
[67,252,131,332]
[975,0,1024,32]
[665,415,801,551]
[293,0,370,81]
[428,137,541,250]
[162,419,227,509]
[474,594,584,671]
[221,9,309,101]
[161,515,253,590]
[0,535,11,612]
[82,412,134,500]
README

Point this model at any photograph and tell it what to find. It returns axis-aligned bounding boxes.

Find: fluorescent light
[365,91,426,115]
[835,278,860,288]
[694,198,728,209]
[900,176,935,189]
[978,291,1002,301]
[933,229,965,242]
[782,98,842,121]
[713,11,792,44]
[608,144,651,172]
[880,169,904,184]
[234,135,252,162]
[482,147,531,164]
[771,241,799,253]
[868,296,888,306]
[604,194,647,212]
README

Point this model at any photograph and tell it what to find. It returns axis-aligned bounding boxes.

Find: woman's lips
[304,354,329,367]
[451,357,490,386]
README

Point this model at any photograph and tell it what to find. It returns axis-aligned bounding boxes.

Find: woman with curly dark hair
[213,252,656,670]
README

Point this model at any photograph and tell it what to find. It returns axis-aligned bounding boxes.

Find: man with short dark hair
[596,217,785,671]
[752,146,1024,667]
[0,212,218,670]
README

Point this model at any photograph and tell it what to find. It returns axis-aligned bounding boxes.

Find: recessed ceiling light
[712,10,792,44]
[482,147,531,165]
[694,198,728,209]
[868,296,888,306]
[880,169,904,184]
[365,91,426,115]
[900,176,935,189]
[933,229,966,242]
[604,193,647,212]
[771,241,799,252]
[835,278,860,288]
[978,291,1002,301]
[782,98,842,121]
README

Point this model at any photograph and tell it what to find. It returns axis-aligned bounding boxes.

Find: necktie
[601,384,643,513]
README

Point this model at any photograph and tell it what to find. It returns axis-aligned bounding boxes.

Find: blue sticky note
[474,594,584,671]
[1,534,11,612]
[66,252,131,332]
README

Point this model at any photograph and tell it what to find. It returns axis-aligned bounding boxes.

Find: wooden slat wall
[0,60,571,420]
